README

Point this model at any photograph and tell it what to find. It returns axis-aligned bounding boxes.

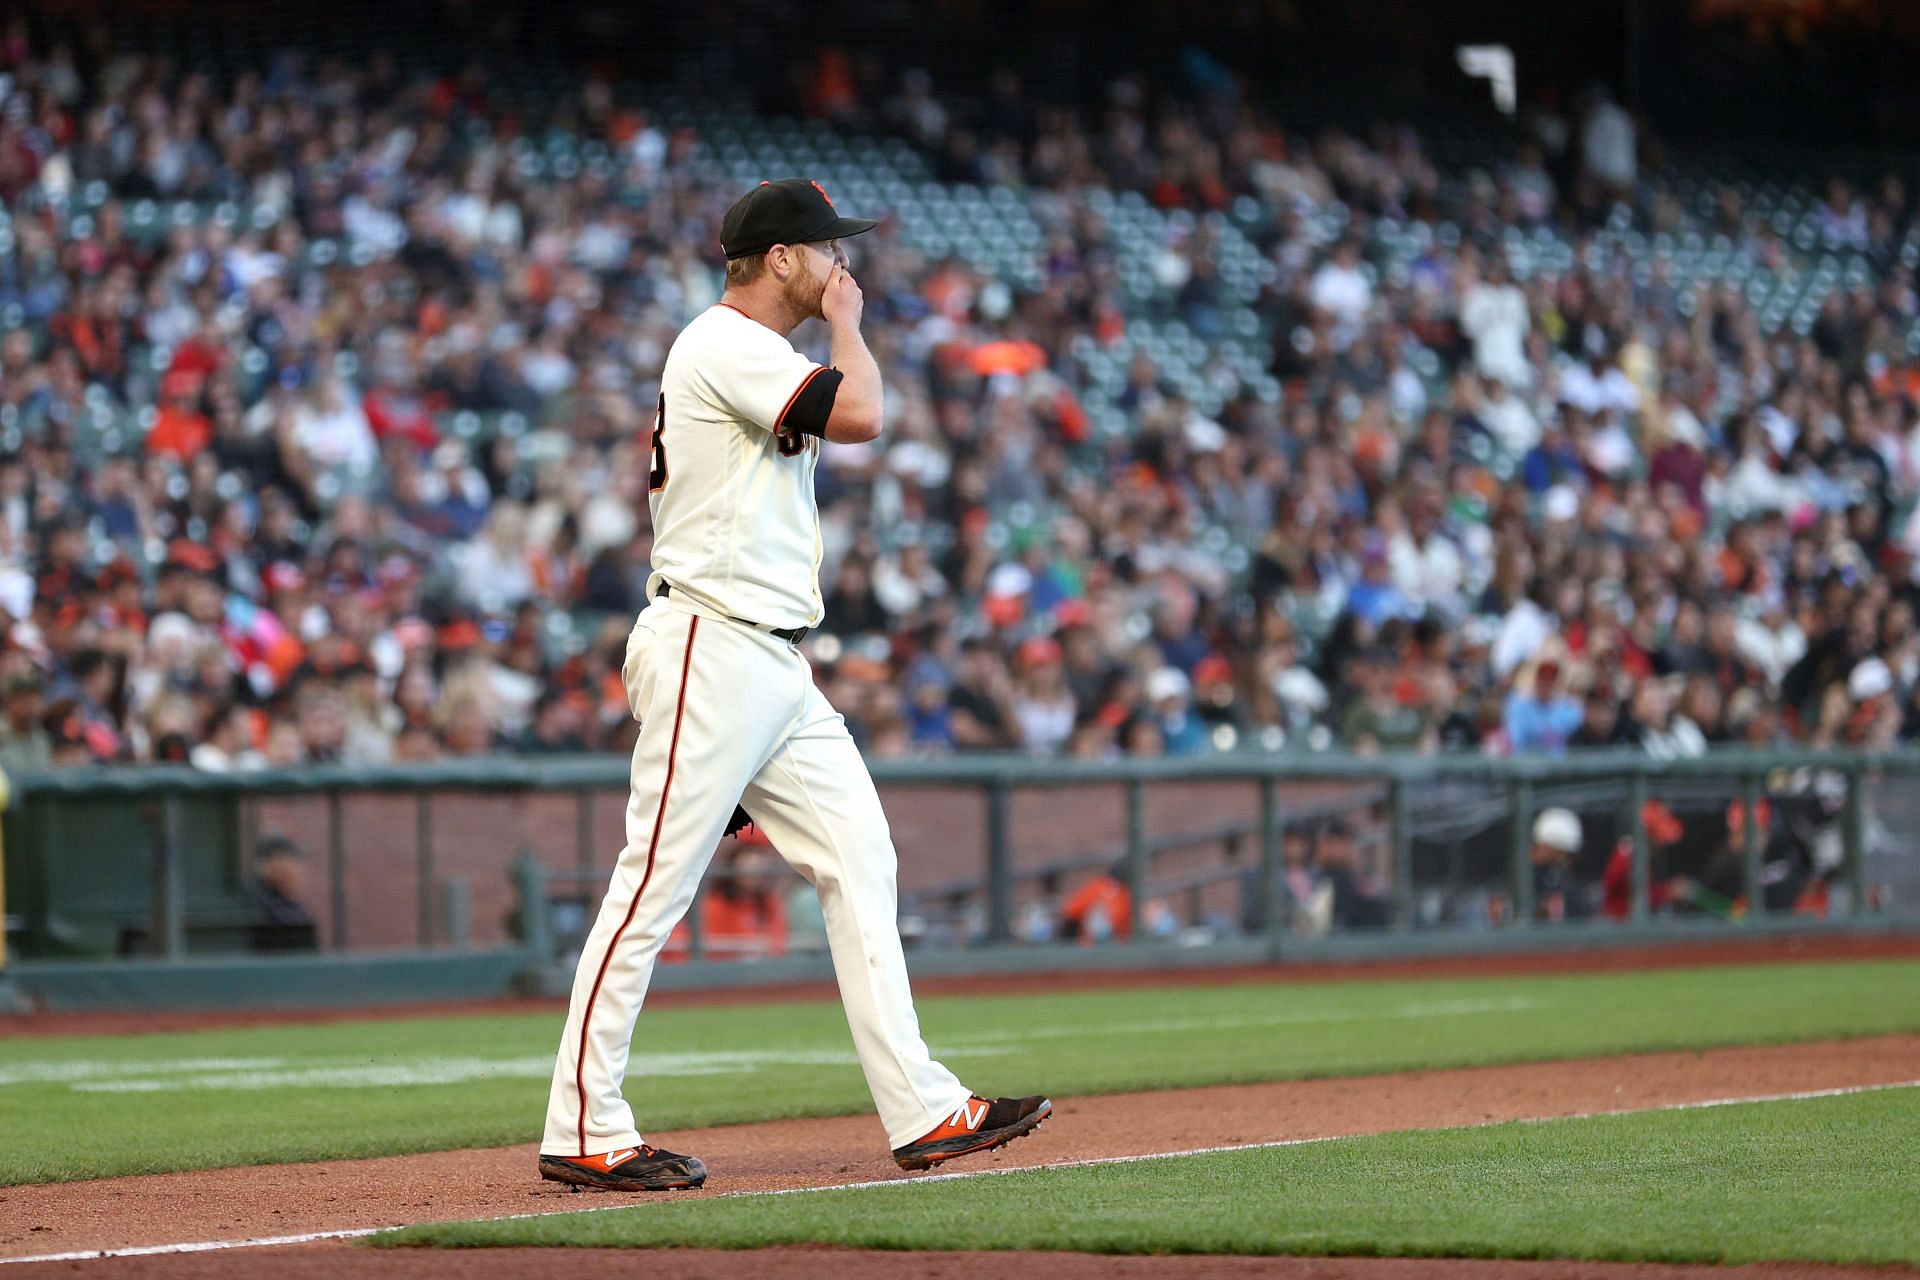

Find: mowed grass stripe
[380,1087,1920,1267]
[2,959,1916,1186]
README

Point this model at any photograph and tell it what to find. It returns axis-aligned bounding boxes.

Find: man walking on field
[537,179,1051,1191]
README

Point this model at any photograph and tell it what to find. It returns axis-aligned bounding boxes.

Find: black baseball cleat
[539,1144,708,1191]
[892,1094,1053,1171]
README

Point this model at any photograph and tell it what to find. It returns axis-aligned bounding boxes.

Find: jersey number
[649,394,668,491]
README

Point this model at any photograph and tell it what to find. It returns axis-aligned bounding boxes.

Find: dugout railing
[1,749,1915,1009]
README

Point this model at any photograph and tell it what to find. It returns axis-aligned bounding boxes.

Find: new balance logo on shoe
[892,1094,1053,1171]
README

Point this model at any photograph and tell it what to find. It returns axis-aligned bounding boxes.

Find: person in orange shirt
[665,833,789,961]
[146,368,212,460]
[1059,863,1132,942]
[700,837,789,958]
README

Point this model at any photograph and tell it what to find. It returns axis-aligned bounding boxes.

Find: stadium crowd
[3,25,1920,772]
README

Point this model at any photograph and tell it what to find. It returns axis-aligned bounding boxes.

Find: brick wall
[245,776,1375,952]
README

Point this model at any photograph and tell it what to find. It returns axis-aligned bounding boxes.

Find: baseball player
[538,179,1052,1191]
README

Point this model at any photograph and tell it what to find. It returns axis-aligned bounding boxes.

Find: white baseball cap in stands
[1532,807,1583,853]
[1146,666,1192,704]
[1848,657,1893,701]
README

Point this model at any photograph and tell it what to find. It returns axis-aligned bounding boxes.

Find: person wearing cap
[1844,656,1902,748]
[1191,655,1244,737]
[1504,650,1584,754]
[901,659,956,751]
[1145,665,1206,755]
[1529,807,1588,922]
[0,668,51,773]
[1011,634,1075,755]
[540,180,1049,1194]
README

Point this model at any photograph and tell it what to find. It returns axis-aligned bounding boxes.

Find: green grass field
[2,959,1916,1186]
[378,1088,1920,1267]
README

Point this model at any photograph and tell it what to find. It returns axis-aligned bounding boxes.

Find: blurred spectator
[0,669,51,772]
[1602,800,1685,921]
[948,640,1016,751]
[1579,84,1637,196]
[1530,807,1587,922]
[1504,656,1584,754]
[1624,678,1708,759]
[1696,797,1814,915]
[1060,862,1131,942]
[1145,666,1207,755]
[1308,239,1372,351]
[248,835,318,952]
[1315,821,1391,929]
[1460,259,1530,389]
[694,838,789,959]
[519,692,589,755]
[191,705,265,772]
[1279,827,1334,936]
[1011,637,1075,755]
[1338,651,1425,753]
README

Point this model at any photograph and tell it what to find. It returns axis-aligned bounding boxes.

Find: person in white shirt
[539,179,1049,1196]
[1459,257,1531,389]
[291,374,379,472]
[1478,374,1541,456]
[1388,505,1465,615]
[1558,350,1641,419]
[1308,240,1372,351]
[1493,581,1555,680]
[1580,85,1636,193]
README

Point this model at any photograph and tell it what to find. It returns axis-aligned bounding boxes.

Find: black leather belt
[656,582,810,645]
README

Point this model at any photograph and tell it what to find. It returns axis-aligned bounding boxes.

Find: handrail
[8,746,1908,964]
[8,745,1920,799]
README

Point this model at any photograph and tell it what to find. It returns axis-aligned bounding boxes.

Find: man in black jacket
[249,836,319,953]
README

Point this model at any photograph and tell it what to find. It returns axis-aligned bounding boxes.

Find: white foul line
[5,1077,1917,1267]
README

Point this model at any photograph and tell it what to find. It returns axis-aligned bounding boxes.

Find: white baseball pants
[541,594,972,1155]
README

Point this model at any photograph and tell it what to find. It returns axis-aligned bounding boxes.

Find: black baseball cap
[721,178,877,260]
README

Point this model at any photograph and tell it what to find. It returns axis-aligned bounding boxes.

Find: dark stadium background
[21,0,1920,148]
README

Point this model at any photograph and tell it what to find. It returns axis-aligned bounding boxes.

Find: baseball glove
[725,803,755,838]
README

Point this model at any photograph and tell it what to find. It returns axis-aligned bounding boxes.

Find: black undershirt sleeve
[779,367,844,438]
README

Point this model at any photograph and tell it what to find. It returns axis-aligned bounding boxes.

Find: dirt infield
[3,1035,1916,1275]
[9,930,1918,1039]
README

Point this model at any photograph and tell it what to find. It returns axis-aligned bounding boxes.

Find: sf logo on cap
[810,180,834,207]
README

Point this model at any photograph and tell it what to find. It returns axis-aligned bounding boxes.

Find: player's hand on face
[821,263,863,328]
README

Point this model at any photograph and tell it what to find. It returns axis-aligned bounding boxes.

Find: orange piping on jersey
[776,365,828,427]
[713,301,756,320]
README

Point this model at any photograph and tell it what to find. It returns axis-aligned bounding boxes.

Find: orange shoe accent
[910,1096,991,1145]
[554,1147,642,1173]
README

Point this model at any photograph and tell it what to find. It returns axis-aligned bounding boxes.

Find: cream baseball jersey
[645,303,835,631]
